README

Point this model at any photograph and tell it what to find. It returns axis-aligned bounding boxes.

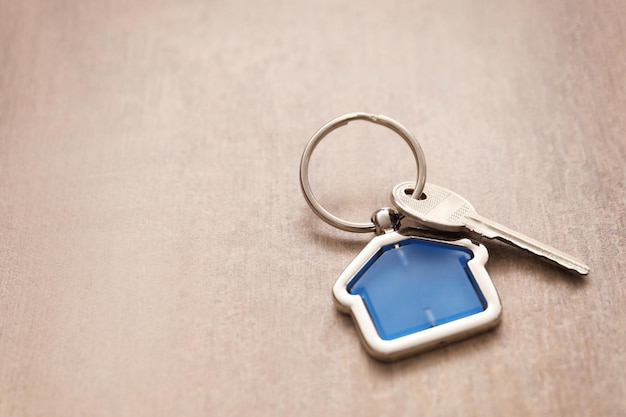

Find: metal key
[391,182,590,275]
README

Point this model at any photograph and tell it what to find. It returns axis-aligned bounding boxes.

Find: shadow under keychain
[300,113,589,361]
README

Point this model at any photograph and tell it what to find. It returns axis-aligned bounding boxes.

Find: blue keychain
[300,113,502,360]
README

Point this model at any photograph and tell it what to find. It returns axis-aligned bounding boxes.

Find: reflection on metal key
[391,182,590,275]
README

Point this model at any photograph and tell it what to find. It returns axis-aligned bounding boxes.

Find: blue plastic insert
[347,239,486,340]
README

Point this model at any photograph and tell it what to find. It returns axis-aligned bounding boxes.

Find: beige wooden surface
[1,0,625,416]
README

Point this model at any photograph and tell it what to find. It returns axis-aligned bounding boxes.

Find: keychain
[299,113,501,361]
[299,113,589,361]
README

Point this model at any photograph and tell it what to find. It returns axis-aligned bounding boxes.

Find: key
[391,182,590,275]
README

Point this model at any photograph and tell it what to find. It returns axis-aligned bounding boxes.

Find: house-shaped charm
[333,230,502,361]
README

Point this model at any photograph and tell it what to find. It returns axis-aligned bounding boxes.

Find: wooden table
[1,1,624,416]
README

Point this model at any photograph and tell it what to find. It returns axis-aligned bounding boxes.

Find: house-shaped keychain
[333,210,502,361]
[299,113,504,361]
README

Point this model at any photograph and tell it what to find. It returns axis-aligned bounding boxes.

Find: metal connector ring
[299,113,427,233]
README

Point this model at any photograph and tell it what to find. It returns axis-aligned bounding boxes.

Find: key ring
[299,112,427,233]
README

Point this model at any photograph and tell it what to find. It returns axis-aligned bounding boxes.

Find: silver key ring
[299,112,427,233]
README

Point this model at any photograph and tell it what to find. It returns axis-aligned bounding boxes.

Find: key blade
[463,213,590,275]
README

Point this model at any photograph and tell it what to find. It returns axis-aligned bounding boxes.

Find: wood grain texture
[0,0,624,416]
